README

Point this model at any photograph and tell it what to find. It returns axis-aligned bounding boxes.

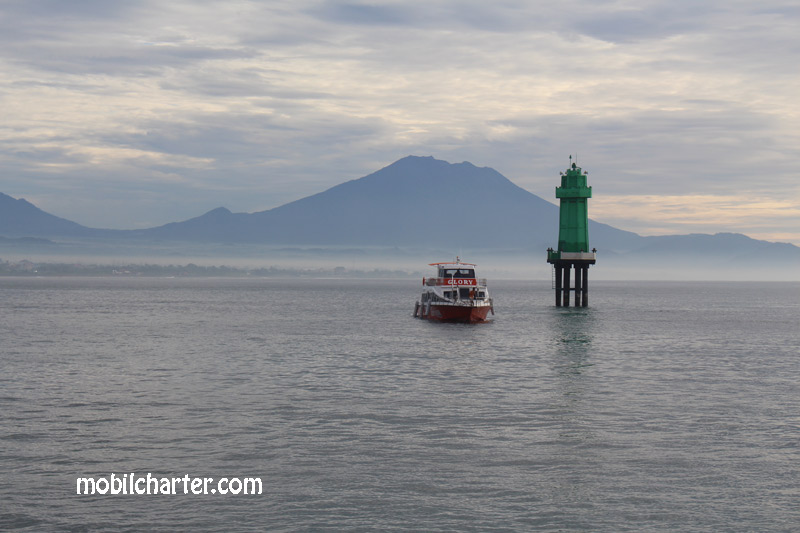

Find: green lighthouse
[547,156,596,307]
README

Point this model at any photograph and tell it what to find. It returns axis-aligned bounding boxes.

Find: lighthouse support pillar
[548,258,594,308]
[554,265,563,307]
[581,266,589,307]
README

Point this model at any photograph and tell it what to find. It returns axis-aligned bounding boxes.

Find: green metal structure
[547,157,596,306]
[557,161,592,252]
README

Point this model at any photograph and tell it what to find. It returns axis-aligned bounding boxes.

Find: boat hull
[416,303,493,323]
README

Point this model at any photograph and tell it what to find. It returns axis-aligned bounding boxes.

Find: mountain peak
[389,155,480,171]
[356,155,511,192]
[203,207,232,217]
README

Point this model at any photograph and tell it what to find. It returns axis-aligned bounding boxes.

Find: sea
[1,277,798,532]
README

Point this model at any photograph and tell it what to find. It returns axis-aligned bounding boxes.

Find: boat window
[441,268,476,278]
[459,288,471,299]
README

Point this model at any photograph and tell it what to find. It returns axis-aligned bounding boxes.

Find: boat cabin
[423,261,487,301]
[439,266,475,278]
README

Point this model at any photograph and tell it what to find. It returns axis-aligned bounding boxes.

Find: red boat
[413,259,494,323]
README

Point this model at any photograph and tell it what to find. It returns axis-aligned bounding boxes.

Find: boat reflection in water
[414,258,494,323]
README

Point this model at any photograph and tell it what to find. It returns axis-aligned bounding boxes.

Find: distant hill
[615,232,800,265]
[2,156,799,265]
[0,192,95,238]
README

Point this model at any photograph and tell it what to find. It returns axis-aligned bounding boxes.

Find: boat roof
[429,262,477,267]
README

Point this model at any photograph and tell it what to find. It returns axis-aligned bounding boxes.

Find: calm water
[1,277,799,532]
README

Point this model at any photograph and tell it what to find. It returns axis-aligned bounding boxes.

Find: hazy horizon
[2,241,798,282]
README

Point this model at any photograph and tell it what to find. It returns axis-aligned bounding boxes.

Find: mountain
[134,156,642,250]
[2,156,798,266]
[633,232,800,260]
[0,192,96,238]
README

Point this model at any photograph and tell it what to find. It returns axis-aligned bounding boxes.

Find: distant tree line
[0,259,417,278]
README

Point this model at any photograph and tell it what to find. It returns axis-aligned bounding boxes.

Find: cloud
[573,4,711,43]
[592,194,800,244]
[310,2,416,26]
[0,0,797,244]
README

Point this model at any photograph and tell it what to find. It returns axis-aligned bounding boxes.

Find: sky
[1,0,799,244]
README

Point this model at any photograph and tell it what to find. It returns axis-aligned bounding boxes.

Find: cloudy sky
[2,0,798,244]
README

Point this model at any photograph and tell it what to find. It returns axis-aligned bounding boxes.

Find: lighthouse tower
[547,156,597,307]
